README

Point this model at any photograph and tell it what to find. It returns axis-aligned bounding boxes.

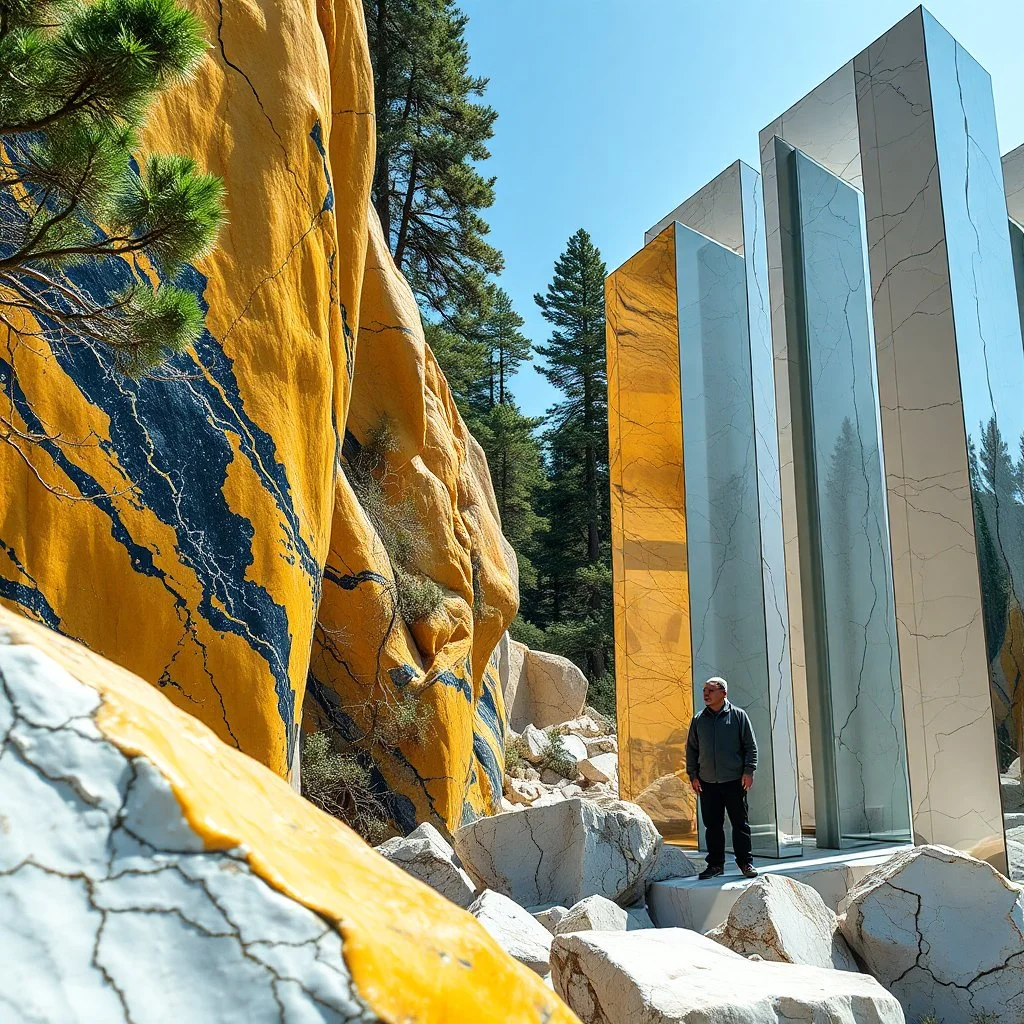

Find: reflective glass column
[775,141,912,845]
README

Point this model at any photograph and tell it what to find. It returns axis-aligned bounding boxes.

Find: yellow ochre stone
[0,607,575,1023]
[0,0,511,831]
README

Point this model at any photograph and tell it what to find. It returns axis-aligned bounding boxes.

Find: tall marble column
[648,162,801,858]
[607,163,802,857]
[762,7,1016,869]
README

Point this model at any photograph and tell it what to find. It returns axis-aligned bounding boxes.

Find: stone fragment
[522,649,589,730]
[648,844,698,883]
[559,784,584,799]
[558,716,604,739]
[541,768,567,785]
[469,890,553,977]
[584,735,618,757]
[454,798,661,908]
[704,875,858,971]
[506,777,545,807]
[555,895,628,935]
[500,797,520,813]
[550,929,903,1024]
[534,906,569,934]
[840,844,1024,1023]
[376,821,478,908]
[578,752,618,785]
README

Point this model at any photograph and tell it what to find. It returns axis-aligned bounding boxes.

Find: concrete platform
[647,842,907,933]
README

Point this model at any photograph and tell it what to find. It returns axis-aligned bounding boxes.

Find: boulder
[840,844,1024,1023]
[560,734,589,764]
[375,822,477,908]
[559,784,584,799]
[522,649,589,729]
[469,891,553,977]
[534,906,569,934]
[550,929,904,1024]
[0,611,573,1024]
[454,798,662,909]
[578,753,618,785]
[555,895,628,935]
[648,844,699,883]
[1008,757,1022,780]
[705,875,858,971]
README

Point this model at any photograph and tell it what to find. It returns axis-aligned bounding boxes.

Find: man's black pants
[699,778,752,868]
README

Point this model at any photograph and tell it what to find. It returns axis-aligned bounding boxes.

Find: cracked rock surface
[705,874,859,972]
[550,928,904,1024]
[468,890,553,977]
[554,895,628,935]
[0,614,578,1024]
[454,797,661,908]
[0,644,376,1024]
[840,844,1024,1023]
[374,822,477,908]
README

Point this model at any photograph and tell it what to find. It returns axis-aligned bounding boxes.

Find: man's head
[703,676,728,712]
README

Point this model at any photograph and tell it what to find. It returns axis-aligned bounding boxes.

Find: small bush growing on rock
[344,417,445,625]
[301,731,389,845]
[540,727,579,780]
[504,734,529,778]
[375,691,435,748]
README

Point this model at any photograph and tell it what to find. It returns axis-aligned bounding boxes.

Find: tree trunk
[393,142,419,273]
[499,345,505,405]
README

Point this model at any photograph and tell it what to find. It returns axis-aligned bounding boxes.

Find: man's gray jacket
[685,700,758,784]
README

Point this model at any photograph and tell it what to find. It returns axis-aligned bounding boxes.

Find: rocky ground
[372,654,1024,1024]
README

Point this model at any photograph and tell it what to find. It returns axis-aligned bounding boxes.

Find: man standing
[685,676,758,880]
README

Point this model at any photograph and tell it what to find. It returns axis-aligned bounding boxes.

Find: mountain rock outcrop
[0,0,514,835]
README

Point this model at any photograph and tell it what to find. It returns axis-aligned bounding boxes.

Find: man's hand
[690,777,702,794]
[741,772,754,791]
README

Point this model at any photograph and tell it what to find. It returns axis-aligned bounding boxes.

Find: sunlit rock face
[0,608,574,1023]
[0,0,514,832]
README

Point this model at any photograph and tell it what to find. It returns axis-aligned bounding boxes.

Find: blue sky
[459,0,1024,419]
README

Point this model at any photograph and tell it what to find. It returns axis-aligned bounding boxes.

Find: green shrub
[343,416,446,626]
[301,730,389,845]
[540,727,579,780]
[375,691,435,748]
[504,734,529,778]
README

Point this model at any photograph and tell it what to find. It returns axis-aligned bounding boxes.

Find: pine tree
[365,0,501,321]
[532,229,613,697]
[0,0,226,374]
[478,400,546,591]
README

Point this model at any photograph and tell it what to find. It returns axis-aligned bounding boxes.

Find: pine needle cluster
[0,0,225,373]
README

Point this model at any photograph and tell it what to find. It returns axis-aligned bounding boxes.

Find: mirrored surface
[676,225,780,857]
[788,147,913,845]
[926,12,1024,872]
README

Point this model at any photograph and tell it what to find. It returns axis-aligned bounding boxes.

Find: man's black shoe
[738,863,759,878]
[698,865,724,880]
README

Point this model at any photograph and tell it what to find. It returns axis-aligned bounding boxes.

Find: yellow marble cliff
[0,0,513,833]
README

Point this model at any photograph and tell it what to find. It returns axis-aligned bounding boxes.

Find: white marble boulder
[453,798,661,909]
[533,905,569,934]
[550,928,904,1024]
[0,645,377,1022]
[500,636,589,732]
[840,844,1024,1023]
[375,821,477,908]
[554,895,628,935]
[578,752,618,785]
[648,844,698,883]
[469,890,552,977]
[705,875,859,971]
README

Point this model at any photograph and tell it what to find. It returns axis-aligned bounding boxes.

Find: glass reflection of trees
[968,418,1024,774]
